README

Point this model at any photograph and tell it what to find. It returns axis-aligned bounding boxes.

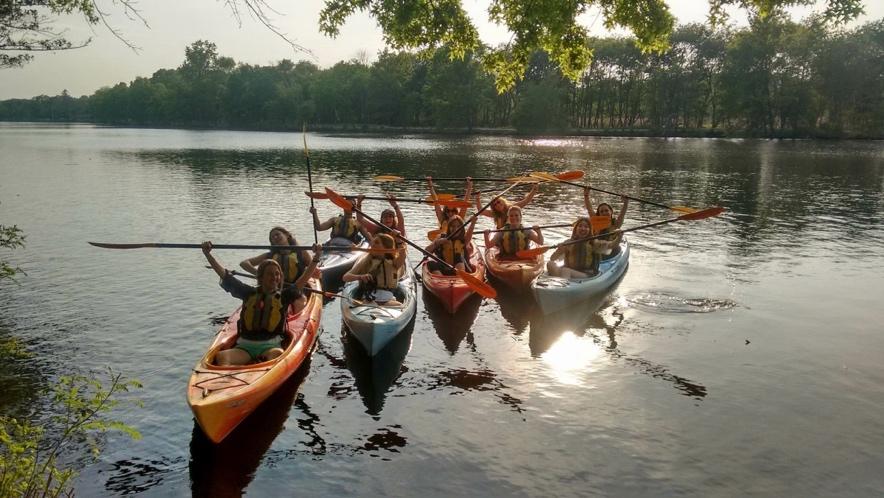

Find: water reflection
[343,322,414,416]
[493,286,536,335]
[423,288,482,354]
[188,362,310,496]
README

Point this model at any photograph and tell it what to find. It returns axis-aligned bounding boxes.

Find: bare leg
[258,348,284,362]
[559,267,590,279]
[216,348,252,366]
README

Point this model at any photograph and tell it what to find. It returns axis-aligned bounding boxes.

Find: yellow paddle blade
[324,188,354,211]
[590,216,611,232]
[426,193,456,201]
[506,175,541,183]
[671,206,699,214]
[305,191,329,199]
[457,269,497,299]
[427,229,443,241]
[373,175,404,182]
[528,171,560,182]
[516,246,549,259]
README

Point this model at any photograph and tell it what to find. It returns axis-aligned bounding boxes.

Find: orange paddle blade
[590,216,611,232]
[516,246,549,259]
[427,229,443,241]
[426,193,456,201]
[432,199,471,209]
[555,170,584,181]
[373,175,404,182]
[678,206,724,220]
[456,269,496,299]
[324,188,354,211]
[305,191,330,199]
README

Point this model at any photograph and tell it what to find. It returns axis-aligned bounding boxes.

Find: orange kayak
[484,246,544,290]
[421,247,486,314]
[187,278,323,444]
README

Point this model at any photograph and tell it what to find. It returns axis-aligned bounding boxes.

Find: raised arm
[514,184,538,208]
[584,187,593,217]
[389,195,406,237]
[529,226,544,246]
[476,193,494,218]
[615,195,629,229]
[463,216,478,242]
[311,207,335,231]
[202,241,227,279]
[293,245,322,289]
[240,252,270,275]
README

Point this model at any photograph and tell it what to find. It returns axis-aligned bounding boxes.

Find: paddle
[515,207,726,259]
[425,180,535,241]
[324,187,497,299]
[480,217,611,234]
[528,172,698,214]
[374,170,584,183]
[303,126,318,244]
[304,192,468,208]
[89,242,398,254]
[216,269,378,306]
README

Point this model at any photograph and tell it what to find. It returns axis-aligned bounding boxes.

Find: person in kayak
[202,241,321,366]
[484,205,543,259]
[476,183,538,229]
[239,227,314,286]
[356,194,406,246]
[427,176,472,238]
[342,233,406,306]
[425,214,477,275]
[310,204,370,246]
[546,217,615,278]
[584,186,628,257]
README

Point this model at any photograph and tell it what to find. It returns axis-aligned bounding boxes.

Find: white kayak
[531,239,630,315]
[319,236,369,287]
[341,259,418,356]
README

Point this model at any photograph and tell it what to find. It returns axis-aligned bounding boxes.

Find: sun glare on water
[542,331,604,386]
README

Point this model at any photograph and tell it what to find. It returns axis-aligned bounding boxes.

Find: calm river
[1,123,882,496]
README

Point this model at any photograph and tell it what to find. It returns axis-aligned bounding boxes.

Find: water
[1,123,883,496]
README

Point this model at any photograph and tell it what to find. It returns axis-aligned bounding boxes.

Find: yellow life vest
[436,239,466,265]
[332,215,358,240]
[500,225,528,256]
[271,251,305,284]
[240,291,285,335]
[367,257,399,291]
[564,241,597,272]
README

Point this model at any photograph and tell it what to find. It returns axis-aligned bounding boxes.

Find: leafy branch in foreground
[0,369,142,497]
[1,215,26,281]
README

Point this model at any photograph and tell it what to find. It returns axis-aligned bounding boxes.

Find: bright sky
[0,0,880,99]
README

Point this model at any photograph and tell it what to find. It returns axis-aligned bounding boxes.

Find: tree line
[1,17,881,138]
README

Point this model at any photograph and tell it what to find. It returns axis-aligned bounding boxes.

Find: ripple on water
[625,291,739,314]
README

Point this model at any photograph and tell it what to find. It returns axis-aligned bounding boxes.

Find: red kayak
[421,246,486,314]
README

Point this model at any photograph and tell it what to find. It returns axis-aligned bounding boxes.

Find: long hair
[571,216,591,239]
[373,233,396,259]
[596,203,614,219]
[446,215,466,240]
[256,259,283,291]
[269,226,297,247]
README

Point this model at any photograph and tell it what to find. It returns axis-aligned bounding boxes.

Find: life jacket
[240,291,285,337]
[500,225,528,256]
[435,238,466,266]
[367,257,399,291]
[565,240,598,272]
[271,251,306,284]
[332,214,358,240]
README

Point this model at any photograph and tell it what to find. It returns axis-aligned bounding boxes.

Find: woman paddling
[202,241,321,366]
[425,215,477,275]
[356,194,406,245]
[342,233,406,306]
[239,227,314,285]
[484,205,543,259]
[476,183,538,229]
[546,217,615,279]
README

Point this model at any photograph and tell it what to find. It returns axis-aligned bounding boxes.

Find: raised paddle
[304,192,469,208]
[374,170,584,183]
[215,270,373,304]
[481,218,610,233]
[528,172,698,214]
[90,242,398,254]
[515,207,726,259]
[324,187,497,299]
[303,125,318,244]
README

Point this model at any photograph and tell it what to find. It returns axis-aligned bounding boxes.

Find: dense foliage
[1,19,882,137]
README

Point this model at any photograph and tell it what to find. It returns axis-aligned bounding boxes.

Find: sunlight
[542,331,604,386]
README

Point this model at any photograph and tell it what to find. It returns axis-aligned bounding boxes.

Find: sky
[0,0,881,100]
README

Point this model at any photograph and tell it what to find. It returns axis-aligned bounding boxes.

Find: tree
[318,0,865,92]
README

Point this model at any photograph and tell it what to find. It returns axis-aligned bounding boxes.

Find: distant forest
[1,18,882,138]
